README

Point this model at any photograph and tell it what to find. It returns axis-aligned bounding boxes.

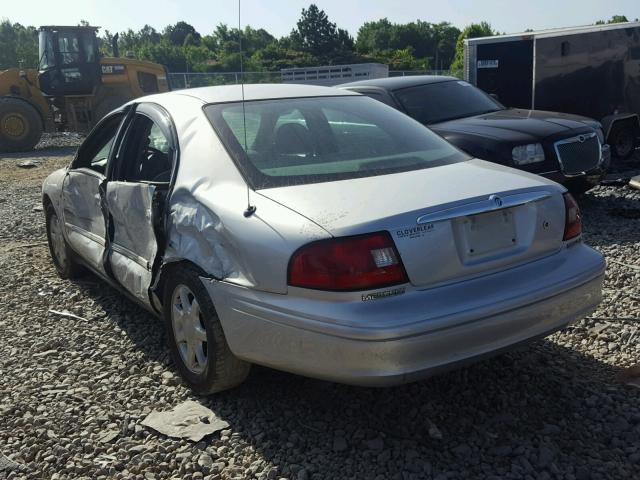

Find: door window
[38,32,56,70]
[58,33,82,65]
[55,30,96,65]
[73,113,124,174]
[117,114,172,183]
[138,72,159,93]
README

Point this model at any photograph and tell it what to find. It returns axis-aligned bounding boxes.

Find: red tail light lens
[288,232,408,291]
[563,192,582,240]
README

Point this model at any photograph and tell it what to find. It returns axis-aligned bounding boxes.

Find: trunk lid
[259,159,567,289]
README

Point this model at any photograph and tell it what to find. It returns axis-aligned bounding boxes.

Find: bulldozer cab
[38,26,102,97]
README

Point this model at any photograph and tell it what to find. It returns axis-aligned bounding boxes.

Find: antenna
[239,0,256,218]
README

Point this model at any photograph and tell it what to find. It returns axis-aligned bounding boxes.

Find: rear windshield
[205,95,467,189]
[394,81,503,125]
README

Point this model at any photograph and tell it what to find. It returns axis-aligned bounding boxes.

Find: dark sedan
[339,76,610,194]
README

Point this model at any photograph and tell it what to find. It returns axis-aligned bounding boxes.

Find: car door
[62,111,127,274]
[105,103,177,308]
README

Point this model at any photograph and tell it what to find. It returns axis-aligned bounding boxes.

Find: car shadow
[67,275,170,366]
[69,273,636,478]
[203,339,634,478]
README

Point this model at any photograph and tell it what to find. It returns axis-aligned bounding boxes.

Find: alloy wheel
[49,212,68,270]
[171,285,208,374]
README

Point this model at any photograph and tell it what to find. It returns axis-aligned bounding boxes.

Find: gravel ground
[0,142,639,480]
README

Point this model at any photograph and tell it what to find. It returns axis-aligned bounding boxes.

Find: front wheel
[45,204,83,279]
[163,266,251,394]
[0,97,43,152]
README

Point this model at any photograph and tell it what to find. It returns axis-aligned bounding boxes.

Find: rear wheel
[45,203,83,279]
[609,122,637,160]
[0,97,43,152]
[163,266,251,394]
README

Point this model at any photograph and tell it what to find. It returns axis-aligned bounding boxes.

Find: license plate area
[460,209,517,258]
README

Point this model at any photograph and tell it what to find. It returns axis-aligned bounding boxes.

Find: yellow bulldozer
[0,25,170,152]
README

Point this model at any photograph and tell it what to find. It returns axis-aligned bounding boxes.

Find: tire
[609,122,637,160]
[163,265,251,394]
[45,203,83,279]
[0,97,43,152]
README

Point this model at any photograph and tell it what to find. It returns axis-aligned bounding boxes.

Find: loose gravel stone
[0,144,638,479]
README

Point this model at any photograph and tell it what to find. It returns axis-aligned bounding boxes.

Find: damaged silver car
[42,84,606,393]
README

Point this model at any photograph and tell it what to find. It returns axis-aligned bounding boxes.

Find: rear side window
[206,96,467,189]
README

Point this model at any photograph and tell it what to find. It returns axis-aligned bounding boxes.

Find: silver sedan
[42,84,605,393]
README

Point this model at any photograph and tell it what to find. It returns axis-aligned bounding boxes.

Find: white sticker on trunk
[478,59,499,69]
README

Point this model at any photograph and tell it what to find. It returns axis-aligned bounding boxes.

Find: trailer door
[476,39,534,109]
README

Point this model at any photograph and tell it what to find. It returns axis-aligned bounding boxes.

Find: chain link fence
[167,70,455,90]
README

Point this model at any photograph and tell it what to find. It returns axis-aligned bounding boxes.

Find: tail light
[563,193,582,241]
[288,232,408,291]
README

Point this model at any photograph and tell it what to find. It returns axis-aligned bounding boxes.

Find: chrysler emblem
[489,194,503,207]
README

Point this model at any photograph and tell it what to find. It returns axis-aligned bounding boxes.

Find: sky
[2,0,639,37]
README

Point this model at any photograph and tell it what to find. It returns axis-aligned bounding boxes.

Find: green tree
[250,42,315,71]
[450,22,495,76]
[164,21,200,46]
[0,20,38,69]
[383,47,429,70]
[431,22,461,70]
[595,15,629,25]
[137,40,188,71]
[212,24,276,58]
[288,4,354,59]
[0,11,493,77]
[356,18,459,69]
[356,18,394,53]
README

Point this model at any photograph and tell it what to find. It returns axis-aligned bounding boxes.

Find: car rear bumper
[202,244,605,387]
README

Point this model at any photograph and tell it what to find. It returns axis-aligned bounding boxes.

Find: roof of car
[337,75,459,91]
[153,83,361,104]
